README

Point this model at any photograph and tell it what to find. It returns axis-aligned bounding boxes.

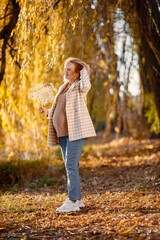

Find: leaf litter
[0,138,160,239]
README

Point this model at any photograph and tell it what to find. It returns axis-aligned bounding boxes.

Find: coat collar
[66,80,78,96]
[50,80,78,110]
[55,82,68,101]
[57,79,79,98]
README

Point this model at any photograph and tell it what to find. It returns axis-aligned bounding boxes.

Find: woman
[39,57,96,212]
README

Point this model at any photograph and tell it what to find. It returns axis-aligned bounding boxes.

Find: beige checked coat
[47,67,96,147]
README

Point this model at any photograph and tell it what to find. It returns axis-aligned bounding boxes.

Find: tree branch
[7,41,21,69]
[135,0,160,64]
[0,12,13,20]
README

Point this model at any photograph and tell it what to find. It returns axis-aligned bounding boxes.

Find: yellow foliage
[0,0,103,159]
[103,81,108,87]
[98,60,106,68]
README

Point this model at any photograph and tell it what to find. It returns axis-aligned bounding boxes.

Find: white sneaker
[56,198,80,213]
[77,199,85,208]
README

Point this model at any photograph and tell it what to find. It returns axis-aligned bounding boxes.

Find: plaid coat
[47,67,96,147]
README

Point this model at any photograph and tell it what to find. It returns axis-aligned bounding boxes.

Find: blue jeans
[59,136,85,201]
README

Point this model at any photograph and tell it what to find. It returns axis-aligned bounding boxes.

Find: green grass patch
[0,158,63,188]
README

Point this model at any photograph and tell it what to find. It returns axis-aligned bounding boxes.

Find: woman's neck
[67,78,77,86]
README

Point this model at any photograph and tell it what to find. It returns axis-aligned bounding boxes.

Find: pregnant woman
[39,57,96,212]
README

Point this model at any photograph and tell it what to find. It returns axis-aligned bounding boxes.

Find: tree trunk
[0,0,20,83]
[135,0,160,118]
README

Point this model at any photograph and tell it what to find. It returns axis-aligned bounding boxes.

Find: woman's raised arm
[79,67,91,93]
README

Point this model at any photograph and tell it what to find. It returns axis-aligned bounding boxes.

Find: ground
[0,138,160,239]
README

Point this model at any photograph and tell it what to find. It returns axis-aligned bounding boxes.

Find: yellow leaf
[145,144,153,149]
[105,191,110,195]
[121,226,135,235]
[99,60,106,68]
[115,127,120,133]
[102,38,108,43]
[103,81,108,87]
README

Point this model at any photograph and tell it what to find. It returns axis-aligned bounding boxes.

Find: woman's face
[64,62,79,82]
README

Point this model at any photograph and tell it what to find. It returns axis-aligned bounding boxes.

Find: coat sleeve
[79,67,91,93]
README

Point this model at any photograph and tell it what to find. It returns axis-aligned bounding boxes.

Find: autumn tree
[0,0,159,159]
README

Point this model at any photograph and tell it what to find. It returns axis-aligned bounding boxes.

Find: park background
[0,0,160,239]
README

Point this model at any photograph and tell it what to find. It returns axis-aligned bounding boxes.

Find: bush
[0,159,56,187]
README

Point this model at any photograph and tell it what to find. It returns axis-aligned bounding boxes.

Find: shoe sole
[56,208,80,213]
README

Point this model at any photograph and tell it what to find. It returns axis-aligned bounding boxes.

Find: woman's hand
[38,106,49,117]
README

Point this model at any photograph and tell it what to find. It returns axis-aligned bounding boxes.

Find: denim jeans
[59,136,85,201]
